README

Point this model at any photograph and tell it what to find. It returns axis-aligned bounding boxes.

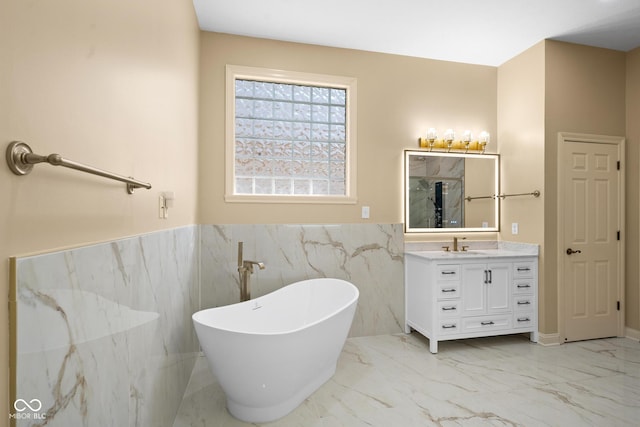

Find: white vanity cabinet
[405,251,538,353]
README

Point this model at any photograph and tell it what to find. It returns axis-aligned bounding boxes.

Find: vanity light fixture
[419,128,490,153]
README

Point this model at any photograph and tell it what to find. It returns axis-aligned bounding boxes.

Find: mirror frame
[404,150,500,233]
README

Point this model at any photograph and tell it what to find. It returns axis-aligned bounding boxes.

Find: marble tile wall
[13,223,404,426]
[14,226,200,427]
[200,224,405,337]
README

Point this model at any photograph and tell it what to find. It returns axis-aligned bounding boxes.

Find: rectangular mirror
[405,150,499,233]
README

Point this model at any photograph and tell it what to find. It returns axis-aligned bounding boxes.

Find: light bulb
[479,131,490,144]
[444,129,455,142]
[463,130,473,142]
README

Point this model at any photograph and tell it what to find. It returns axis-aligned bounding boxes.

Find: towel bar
[6,141,152,194]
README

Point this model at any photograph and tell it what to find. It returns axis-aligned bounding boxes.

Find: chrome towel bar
[6,141,152,194]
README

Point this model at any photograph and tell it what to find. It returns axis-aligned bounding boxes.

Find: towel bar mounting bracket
[6,141,34,176]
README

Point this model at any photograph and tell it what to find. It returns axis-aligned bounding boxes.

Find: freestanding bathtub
[192,278,359,423]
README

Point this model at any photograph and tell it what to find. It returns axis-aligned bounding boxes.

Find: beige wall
[497,42,547,329]
[544,40,627,336]
[198,32,497,235]
[626,47,640,331]
[0,0,200,423]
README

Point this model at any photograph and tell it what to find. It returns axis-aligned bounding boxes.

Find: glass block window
[225,65,357,203]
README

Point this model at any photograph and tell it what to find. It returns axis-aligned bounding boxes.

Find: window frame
[225,64,357,204]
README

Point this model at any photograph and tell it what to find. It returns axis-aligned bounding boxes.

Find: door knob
[566,248,582,255]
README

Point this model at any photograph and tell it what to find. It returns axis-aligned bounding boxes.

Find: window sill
[225,194,357,204]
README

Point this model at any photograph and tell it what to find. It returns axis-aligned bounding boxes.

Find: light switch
[159,191,175,220]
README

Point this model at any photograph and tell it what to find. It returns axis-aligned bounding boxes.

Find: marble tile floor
[173,334,640,427]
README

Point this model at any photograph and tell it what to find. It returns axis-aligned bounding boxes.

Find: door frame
[557,132,626,342]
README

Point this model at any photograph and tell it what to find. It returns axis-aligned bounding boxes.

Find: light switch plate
[361,206,370,219]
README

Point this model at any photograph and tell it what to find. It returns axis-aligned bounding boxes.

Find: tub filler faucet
[237,242,266,302]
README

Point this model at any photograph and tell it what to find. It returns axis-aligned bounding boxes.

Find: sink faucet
[237,242,266,302]
[453,236,466,252]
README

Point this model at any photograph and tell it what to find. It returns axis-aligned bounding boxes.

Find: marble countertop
[406,248,536,260]
[405,240,539,260]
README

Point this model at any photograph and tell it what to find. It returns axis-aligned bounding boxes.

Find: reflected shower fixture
[419,128,490,153]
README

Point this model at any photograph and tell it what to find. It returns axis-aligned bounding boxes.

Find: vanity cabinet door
[486,263,511,314]
[461,263,486,315]
[461,262,511,316]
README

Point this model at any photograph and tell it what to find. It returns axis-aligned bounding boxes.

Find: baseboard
[537,330,640,345]
[625,326,640,341]
[537,332,561,346]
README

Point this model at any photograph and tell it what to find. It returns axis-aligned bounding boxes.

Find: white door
[560,134,623,342]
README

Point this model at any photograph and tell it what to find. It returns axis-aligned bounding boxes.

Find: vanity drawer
[513,313,535,329]
[514,296,534,311]
[437,301,460,317]
[437,283,460,299]
[437,265,460,280]
[438,320,460,335]
[513,262,535,278]
[462,315,511,333]
[513,279,534,295]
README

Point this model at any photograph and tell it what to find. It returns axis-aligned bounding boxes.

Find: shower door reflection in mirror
[405,150,499,233]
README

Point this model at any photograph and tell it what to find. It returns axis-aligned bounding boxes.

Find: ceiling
[193,0,640,66]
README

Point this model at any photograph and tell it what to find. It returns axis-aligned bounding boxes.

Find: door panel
[562,140,619,342]
[569,261,588,318]
[594,261,611,316]
[487,263,510,313]
[461,264,486,315]
[572,179,587,243]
